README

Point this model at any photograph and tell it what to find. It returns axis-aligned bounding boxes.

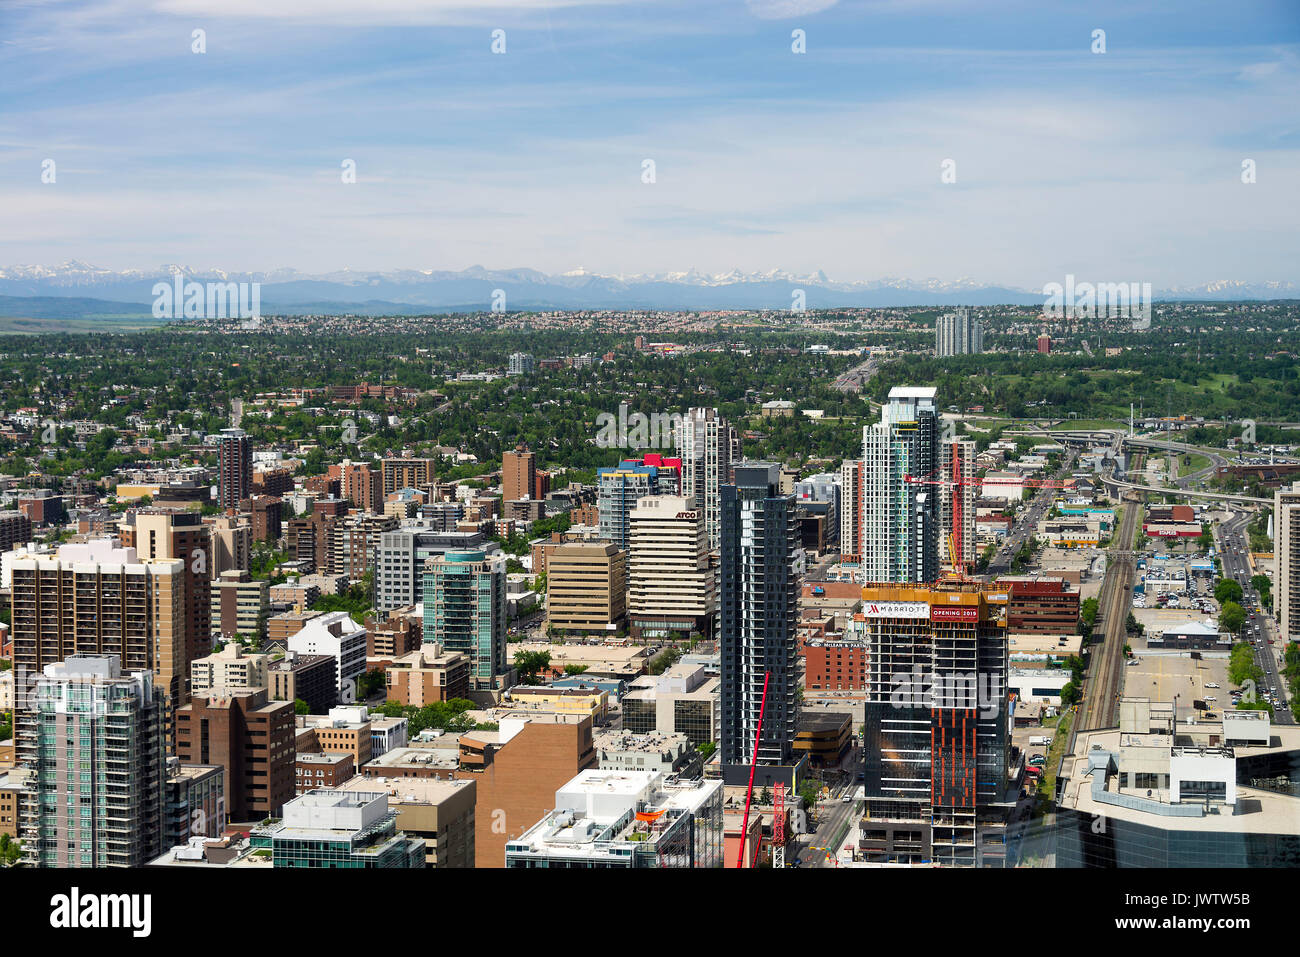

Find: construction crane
[772,781,786,868]
[904,467,1073,576]
[736,671,770,869]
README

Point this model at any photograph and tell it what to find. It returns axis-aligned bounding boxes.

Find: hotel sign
[931,605,979,622]
[861,601,929,619]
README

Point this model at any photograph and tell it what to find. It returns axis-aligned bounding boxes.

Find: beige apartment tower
[1276,482,1300,646]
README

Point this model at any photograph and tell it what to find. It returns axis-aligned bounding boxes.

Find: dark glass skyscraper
[719,463,799,776]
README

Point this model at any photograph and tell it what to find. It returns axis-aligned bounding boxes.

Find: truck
[1028,735,1050,748]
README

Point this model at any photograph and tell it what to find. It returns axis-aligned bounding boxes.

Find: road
[986,451,1077,576]
[1216,509,1292,723]
[831,356,879,394]
[1074,494,1141,735]
[794,775,862,868]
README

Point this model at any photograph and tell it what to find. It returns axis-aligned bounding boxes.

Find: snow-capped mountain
[0,262,1295,315]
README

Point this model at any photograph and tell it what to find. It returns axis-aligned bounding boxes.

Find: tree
[1214,578,1244,606]
[563,664,589,675]
[1080,597,1099,629]
[0,832,21,867]
[1059,681,1081,708]
[513,650,552,685]
[357,668,386,699]
[1219,600,1246,635]
[294,698,310,716]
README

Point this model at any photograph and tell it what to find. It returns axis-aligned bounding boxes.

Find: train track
[1073,493,1143,736]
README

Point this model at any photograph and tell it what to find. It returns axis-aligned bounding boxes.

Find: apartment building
[546,542,626,636]
[423,549,507,690]
[626,495,716,641]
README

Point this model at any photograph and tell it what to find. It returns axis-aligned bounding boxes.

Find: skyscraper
[9,539,185,761]
[627,495,716,641]
[502,445,537,503]
[597,460,660,549]
[1276,482,1300,645]
[217,428,252,509]
[934,307,983,357]
[719,464,799,783]
[677,407,734,552]
[857,582,1010,867]
[423,550,507,691]
[21,655,167,867]
[859,387,940,584]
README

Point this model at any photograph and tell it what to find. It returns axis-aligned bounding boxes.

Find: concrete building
[453,713,598,868]
[20,655,167,867]
[268,651,338,713]
[504,770,722,868]
[210,515,252,576]
[546,542,627,636]
[175,688,296,821]
[122,508,213,673]
[597,460,660,549]
[507,352,535,376]
[385,646,471,706]
[338,774,475,867]
[502,446,539,504]
[373,526,492,613]
[288,611,368,705]
[164,760,226,850]
[9,540,186,756]
[1276,482,1300,645]
[249,789,425,868]
[1056,704,1300,867]
[191,643,269,697]
[676,407,734,552]
[934,306,983,357]
[210,569,270,643]
[627,494,716,641]
[622,664,720,747]
[380,456,437,498]
[217,428,252,509]
[594,730,700,777]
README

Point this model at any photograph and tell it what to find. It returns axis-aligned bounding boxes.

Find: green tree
[294,698,310,716]
[513,650,552,685]
[1219,600,1246,635]
[1214,578,1244,606]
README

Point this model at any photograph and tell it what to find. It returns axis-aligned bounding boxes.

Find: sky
[1,0,1298,288]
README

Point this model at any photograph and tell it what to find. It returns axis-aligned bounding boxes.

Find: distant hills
[0,262,1295,318]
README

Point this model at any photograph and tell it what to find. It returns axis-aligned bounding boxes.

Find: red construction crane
[736,671,770,869]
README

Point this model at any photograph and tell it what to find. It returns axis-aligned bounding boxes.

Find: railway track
[1073,493,1142,736]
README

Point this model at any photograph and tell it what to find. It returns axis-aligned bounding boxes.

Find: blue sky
[1,0,1298,287]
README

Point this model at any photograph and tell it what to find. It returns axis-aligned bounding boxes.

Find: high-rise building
[627,495,716,641]
[21,655,167,867]
[122,508,213,681]
[502,446,537,503]
[1276,482,1300,645]
[217,428,252,509]
[209,569,270,643]
[939,438,977,571]
[597,460,660,549]
[839,459,864,561]
[175,688,296,821]
[373,527,491,612]
[934,307,983,357]
[380,456,437,498]
[677,407,734,552]
[507,352,535,376]
[332,460,384,513]
[858,582,1010,867]
[718,463,799,784]
[422,550,507,691]
[546,542,626,636]
[210,515,252,576]
[191,642,269,697]
[9,539,185,759]
[859,387,940,584]
[329,512,397,579]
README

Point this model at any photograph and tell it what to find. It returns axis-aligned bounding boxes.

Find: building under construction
[857,581,1013,867]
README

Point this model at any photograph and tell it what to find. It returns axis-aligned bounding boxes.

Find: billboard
[931,605,979,623]
[860,601,929,619]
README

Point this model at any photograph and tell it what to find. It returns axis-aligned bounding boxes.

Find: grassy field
[0,315,167,334]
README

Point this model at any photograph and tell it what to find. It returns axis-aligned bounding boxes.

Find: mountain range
[0,262,1295,317]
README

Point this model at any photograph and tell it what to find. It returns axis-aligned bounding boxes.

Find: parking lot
[1122,652,1230,718]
